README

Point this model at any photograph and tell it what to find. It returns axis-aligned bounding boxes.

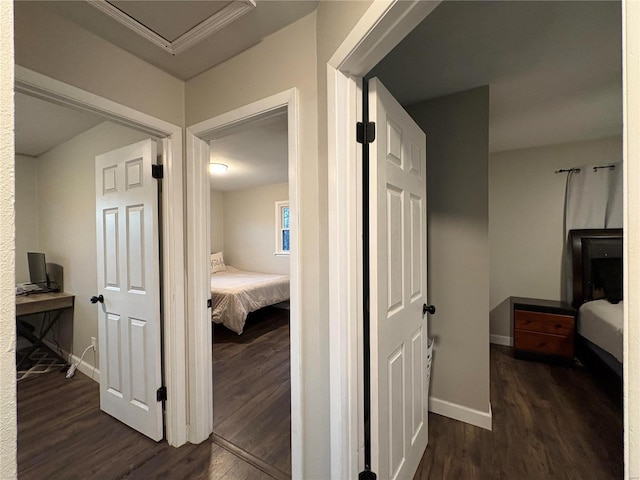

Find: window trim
[275,200,290,256]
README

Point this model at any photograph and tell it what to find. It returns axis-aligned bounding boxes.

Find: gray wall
[14,155,40,284]
[488,136,623,341]
[210,189,225,254]
[210,183,290,275]
[407,87,491,416]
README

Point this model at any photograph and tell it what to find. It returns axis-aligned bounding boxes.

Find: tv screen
[27,252,47,285]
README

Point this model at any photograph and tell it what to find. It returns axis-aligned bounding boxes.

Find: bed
[569,229,623,380]
[210,265,290,334]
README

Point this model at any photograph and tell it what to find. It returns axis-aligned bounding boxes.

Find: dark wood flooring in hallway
[18,334,622,479]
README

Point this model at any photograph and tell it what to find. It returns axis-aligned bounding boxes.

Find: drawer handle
[555,324,562,329]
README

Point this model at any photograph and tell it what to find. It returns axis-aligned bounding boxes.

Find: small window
[275,201,290,256]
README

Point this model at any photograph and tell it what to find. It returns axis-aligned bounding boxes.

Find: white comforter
[210,266,289,334]
[578,299,624,362]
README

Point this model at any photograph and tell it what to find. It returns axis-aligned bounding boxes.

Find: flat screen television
[27,252,49,288]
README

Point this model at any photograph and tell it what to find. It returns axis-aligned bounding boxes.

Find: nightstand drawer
[514,310,574,336]
[514,330,573,358]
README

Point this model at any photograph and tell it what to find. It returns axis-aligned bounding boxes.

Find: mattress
[210,266,290,334]
[578,299,623,362]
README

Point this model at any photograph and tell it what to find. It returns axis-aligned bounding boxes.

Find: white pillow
[210,252,226,274]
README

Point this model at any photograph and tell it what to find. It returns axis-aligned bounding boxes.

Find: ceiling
[15,91,287,192]
[208,113,288,192]
[16,1,622,163]
[369,1,622,153]
[15,93,105,157]
[43,0,319,80]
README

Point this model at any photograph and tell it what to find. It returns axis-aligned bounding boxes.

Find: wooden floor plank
[17,336,622,480]
[414,345,623,480]
[212,307,292,477]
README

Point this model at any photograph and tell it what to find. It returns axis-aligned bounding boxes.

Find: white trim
[186,89,302,478]
[185,133,213,443]
[490,334,513,347]
[429,397,493,431]
[87,0,255,55]
[327,2,441,477]
[68,352,101,383]
[623,2,640,477]
[40,338,101,383]
[14,66,187,447]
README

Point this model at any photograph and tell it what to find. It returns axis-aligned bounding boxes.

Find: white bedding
[578,299,624,362]
[210,266,289,334]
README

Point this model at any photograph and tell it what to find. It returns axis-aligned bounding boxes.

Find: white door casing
[95,139,163,441]
[369,78,428,479]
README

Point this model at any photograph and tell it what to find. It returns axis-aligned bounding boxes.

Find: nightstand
[512,297,576,361]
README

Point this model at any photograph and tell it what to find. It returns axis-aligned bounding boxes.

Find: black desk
[16,292,75,369]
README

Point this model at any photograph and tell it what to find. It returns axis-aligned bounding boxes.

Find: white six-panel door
[369,78,428,479]
[95,139,163,441]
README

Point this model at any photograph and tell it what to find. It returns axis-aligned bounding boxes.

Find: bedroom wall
[406,86,491,422]
[36,122,151,370]
[14,155,40,284]
[222,183,289,275]
[489,135,623,343]
[210,190,225,254]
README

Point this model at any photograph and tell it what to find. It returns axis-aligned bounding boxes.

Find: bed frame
[569,228,623,395]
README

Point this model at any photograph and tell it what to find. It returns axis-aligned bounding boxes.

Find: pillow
[592,258,622,304]
[210,252,226,274]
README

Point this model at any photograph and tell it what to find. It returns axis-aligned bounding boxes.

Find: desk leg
[16,310,65,370]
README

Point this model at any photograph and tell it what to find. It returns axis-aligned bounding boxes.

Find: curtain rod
[554,164,616,174]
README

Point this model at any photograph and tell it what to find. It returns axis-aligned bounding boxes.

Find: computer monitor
[27,252,49,287]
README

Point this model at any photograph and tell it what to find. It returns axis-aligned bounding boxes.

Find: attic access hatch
[89,0,256,55]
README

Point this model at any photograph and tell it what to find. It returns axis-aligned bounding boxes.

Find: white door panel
[369,78,428,479]
[95,139,163,441]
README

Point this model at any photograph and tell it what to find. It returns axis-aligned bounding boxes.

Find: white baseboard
[490,334,513,346]
[429,397,492,431]
[68,352,100,383]
[41,339,100,383]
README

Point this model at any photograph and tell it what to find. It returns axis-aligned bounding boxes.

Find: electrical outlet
[91,336,97,350]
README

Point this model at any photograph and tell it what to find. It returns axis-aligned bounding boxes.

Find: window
[275,200,290,255]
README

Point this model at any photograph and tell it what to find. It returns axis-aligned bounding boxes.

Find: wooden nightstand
[512,297,576,361]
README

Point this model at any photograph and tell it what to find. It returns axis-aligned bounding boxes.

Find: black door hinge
[152,164,164,179]
[156,386,167,402]
[207,298,212,309]
[357,121,376,144]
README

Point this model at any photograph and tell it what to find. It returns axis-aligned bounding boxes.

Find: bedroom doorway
[186,89,300,477]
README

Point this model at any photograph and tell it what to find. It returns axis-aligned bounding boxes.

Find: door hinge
[357,121,376,144]
[207,298,212,309]
[152,164,164,179]
[156,386,167,402]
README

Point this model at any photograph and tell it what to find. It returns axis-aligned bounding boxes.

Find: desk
[16,292,75,369]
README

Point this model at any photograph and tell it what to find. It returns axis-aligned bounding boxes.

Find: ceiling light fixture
[209,163,228,174]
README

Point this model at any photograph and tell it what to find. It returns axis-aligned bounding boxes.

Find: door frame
[14,65,188,447]
[328,1,639,478]
[326,3,440,477]
[185,89,302,476]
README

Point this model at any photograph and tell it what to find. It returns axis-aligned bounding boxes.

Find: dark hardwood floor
[212,307,291,479]
[17,368,272,480]
[414,345,623,479]
[18,337,622,479]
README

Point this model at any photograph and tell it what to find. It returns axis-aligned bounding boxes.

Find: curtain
[562,163,622,302]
